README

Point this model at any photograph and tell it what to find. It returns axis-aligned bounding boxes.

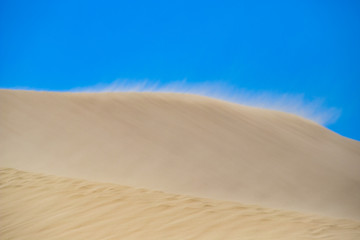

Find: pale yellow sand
[1,168,360,240]
[1,90,360,239]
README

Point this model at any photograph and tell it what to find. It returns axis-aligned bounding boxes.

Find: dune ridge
[1,89,360,221]
[1,167,360,240]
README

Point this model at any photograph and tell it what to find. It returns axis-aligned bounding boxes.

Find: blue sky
[1,0,359,140]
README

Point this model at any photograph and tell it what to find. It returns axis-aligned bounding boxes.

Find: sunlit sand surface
[1,168,360,240]
[1,90,360,239]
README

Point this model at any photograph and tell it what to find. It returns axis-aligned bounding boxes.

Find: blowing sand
[1,89,360,239]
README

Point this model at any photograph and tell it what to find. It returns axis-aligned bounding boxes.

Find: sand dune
[1,167,360,240]
[1,89,360,239]
[1,89,360,221]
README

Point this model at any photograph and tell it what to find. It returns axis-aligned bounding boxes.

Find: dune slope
[1,90,360,220]
[1,168,360,240]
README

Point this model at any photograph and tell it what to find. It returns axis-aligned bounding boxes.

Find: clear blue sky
[1,0,359,140]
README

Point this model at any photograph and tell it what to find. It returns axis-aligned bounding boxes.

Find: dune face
[1,89,360,222]
[2,168,360,240]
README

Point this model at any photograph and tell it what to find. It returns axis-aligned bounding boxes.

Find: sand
[1,168,360,240]
[1,89,360,239]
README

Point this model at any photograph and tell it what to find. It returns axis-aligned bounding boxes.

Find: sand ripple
[1,168,359,240]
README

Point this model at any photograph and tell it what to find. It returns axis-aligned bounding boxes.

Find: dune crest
[1,90,360,220]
